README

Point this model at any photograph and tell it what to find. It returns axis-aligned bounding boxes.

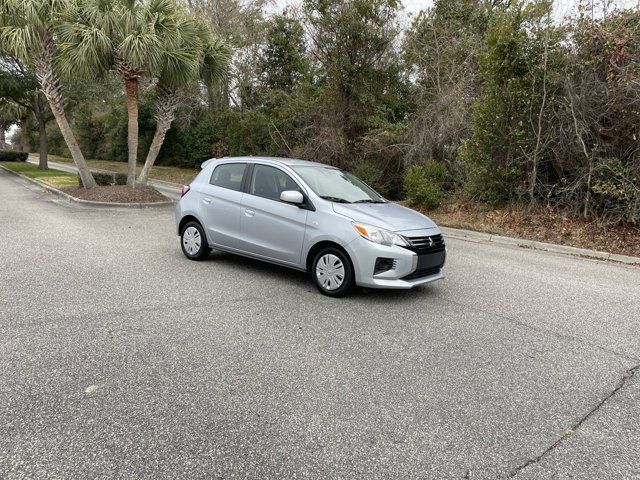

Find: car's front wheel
[180,221,211,261]
[312,247,354,297]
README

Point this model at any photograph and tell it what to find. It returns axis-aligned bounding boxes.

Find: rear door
[239,164,308,266]
[201,162,248,249]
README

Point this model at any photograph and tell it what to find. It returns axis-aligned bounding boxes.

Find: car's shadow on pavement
[204,250,438,302]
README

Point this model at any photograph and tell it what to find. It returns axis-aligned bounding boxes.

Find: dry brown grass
[421,200,640,257]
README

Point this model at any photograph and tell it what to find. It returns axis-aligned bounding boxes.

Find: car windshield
[291,166,386,204]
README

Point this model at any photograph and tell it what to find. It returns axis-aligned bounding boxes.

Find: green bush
[591,159,640,225]
[77,172,116,187]
[114,173,127,185]
[404,160,446,210]
[0,150,28,162]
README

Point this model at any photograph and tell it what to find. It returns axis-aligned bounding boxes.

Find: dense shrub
[404,160,446,209]
[0,150,28,161]
[114,173,127,185]
[591,159,640,225]
[77,172,117,187]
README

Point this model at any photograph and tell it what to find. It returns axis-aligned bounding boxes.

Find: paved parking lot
[1,169,639,479]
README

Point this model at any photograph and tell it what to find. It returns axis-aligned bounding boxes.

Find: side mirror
[280,190,304,205]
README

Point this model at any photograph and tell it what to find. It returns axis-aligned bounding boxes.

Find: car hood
[332,202,438,232]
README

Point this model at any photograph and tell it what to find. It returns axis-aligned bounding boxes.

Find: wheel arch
[178,214,204,235]
[305,240,354,273]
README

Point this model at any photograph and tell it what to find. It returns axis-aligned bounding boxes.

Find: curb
[440,226,640,265]
[0,164,175,209]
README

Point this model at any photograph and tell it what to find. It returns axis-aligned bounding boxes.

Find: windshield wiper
[320,196,351,203]
[353,199,387,204]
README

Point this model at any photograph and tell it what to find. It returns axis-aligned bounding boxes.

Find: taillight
[181,185,190,197]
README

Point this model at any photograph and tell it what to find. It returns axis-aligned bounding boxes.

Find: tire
[311,247,354,297]
[180,221,211,261]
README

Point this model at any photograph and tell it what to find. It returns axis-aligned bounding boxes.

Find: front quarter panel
[301,208,359,268]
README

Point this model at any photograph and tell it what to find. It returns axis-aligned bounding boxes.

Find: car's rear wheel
[312,247,354,297]
[180,221,210,261]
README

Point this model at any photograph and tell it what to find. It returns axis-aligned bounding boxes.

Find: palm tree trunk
[34,94,48,170]
[0,123,6,149]
[124,77,139,187]
[51,106,95,187]
[138,85,178,186]
[138,121,171,186]
[36,88,96,188]
[34,41,95,187]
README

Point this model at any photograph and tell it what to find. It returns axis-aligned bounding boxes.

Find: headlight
[352,223,409,247]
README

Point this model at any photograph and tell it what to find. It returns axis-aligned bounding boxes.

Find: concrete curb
[440,226,640,265]
[0,164,175,209]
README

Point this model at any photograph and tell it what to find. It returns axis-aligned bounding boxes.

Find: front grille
[374,257,397,275]
[403,266,441,280]
[405,234,445,254]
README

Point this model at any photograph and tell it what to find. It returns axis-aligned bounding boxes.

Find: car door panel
[201,163,247,249]
[240,195,308,265]
[239,164,308,265]
[201,185,244,248]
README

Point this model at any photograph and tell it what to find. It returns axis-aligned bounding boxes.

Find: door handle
[203,197,212,204]
[244,209,255,217]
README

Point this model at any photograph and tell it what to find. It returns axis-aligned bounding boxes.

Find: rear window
[210,163,246,191]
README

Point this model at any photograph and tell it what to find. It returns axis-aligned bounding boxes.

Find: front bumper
[345,233,446,289]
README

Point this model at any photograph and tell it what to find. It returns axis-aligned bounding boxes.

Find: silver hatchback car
[176,157,446,296]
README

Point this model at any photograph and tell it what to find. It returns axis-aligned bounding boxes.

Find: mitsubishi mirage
[176,157,446,297]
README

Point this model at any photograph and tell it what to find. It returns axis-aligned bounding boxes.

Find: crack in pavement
[504,363,640,478]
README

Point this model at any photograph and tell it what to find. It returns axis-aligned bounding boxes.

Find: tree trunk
[51,107,95,187]
[124,77,139,187]
[34,94,48,170]
[138,85,178,186]
[19,115,30,152]
[34,39,95,187]
[0,123,6,149]
[138,121,171,186]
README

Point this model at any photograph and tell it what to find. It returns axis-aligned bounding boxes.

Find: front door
[239,164,308,265]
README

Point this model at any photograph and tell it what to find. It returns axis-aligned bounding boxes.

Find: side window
[210,163,246,191]
[250,165,301,202]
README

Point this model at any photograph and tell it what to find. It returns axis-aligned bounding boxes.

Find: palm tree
[0,0,96,187]
[137,17,230,186]
[59,0,175,186]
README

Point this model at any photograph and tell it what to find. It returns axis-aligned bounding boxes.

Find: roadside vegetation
[0,0,230,189]
[0,161,78,188]
[0,160,167,202]
[0,0,639,238]
[37,154,200,186]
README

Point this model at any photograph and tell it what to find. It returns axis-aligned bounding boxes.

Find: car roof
[201,156,330,169]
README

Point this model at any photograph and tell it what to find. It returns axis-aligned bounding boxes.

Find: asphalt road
[1,169,639,479]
